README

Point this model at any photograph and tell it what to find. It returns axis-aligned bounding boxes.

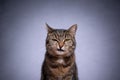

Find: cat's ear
[68,24,77,36]
[45,23,54,33]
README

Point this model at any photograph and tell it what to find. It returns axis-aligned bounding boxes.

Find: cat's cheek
[65,41,73,47]
[48,47,57,55]
[63,46,68,51]
[54,43,59,49]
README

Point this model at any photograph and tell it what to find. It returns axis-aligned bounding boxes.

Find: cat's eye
[52,39,58,41]
[65,39,71,41]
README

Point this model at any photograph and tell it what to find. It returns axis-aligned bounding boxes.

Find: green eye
[52,39,58,41]
[65,39,70,41]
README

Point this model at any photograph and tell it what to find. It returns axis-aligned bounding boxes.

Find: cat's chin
[56,50,66,55]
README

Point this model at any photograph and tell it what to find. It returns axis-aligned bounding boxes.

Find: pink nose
[59,42,64,48]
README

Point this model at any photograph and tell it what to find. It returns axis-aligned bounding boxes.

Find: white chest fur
[57,59,64,64]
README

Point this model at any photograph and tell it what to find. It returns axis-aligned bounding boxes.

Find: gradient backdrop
[1,0,120,80]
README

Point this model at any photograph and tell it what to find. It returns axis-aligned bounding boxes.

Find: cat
[40,23,78,80]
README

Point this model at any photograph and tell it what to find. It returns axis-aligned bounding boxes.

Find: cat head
[46,23,77,56]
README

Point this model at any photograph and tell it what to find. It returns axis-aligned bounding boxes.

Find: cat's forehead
[48,29,71,39]
[52,29,69,36]
[54,29,66,33]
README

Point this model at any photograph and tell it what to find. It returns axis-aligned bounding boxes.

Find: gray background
[1,0,120,80]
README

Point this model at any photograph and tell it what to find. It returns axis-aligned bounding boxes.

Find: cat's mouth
[57,48,64,52]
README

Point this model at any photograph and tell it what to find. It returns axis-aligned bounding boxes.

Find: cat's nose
[59,42,64,49]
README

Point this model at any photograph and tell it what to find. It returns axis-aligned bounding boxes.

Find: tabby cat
[41,24,78,80]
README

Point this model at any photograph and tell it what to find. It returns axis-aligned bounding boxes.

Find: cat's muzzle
[57,48,64,52]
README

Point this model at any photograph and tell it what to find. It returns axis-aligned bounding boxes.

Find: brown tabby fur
[41,24,78,80]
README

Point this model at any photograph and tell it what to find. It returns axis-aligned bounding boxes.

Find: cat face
[46,24,77,56]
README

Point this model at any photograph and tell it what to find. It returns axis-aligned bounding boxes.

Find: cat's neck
[45,51,75,68]
[46,51,74,59]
